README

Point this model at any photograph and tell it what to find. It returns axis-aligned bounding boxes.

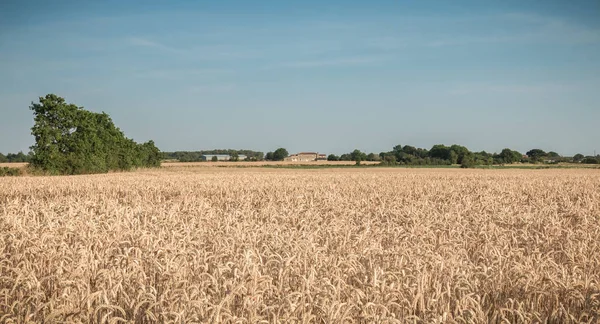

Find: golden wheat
[161,161,380,168]
[1,168,599,323]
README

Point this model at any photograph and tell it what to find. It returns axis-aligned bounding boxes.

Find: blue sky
[1,0,599,156]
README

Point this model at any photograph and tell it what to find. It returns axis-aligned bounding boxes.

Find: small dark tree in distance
[272,148,289,161]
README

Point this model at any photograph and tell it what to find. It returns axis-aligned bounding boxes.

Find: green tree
[29,94,160,174]
[402,145,418,156]
[512,150,523,163]
[415,148,429,158]
[5,152,30,163]
[327,154,339,161]
[0,153,6,163]
[429,144,451,160]
[547,151,560,158]
[499,148,520,164]
[381,155,397,165]
[230,152,239,161]
[272,148,289,161]
[350,149,367,163]
[366,153,380,161]
[526,149,547,162]
[339,154,351,161]
[449,150,459,164]
[211,155,218,162]
[137,140,161,167]
[573,153,584,162]
[265,152,274,161]
[581,157,600,164]
[450,144,470,164]
[460,153,475,168]
[392,145,405,162]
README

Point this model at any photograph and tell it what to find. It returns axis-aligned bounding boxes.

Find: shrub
[461,154,475,168]
[581,157,599,164]
[380,155,397,166]
[0,167,22,177]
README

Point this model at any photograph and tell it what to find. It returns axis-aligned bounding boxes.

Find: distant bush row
[0,152,31,163]
[326,146,599,168]
[0,167,22,177]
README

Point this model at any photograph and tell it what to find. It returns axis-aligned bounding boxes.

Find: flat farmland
[161,161,380,167]
[1,168,599,323]
[0,162,28,169]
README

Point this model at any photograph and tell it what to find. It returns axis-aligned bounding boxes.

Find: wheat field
[161,161,381,168]
[1,167,599,323]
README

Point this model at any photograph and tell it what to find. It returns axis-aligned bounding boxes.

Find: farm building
[284,152,327,162]
[201,154,247,161]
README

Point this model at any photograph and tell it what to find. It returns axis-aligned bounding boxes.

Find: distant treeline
[5,143,599,168]
[327,145,600,167]
[160,145,600,166]
[0,151,31,163]
[162,150,264,162]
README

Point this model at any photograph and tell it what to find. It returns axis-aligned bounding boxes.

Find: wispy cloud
[132,68,232,80]
[127,37,186,54]
[187,83,236,94]
[274,56,386,69]
[447,83,578,96]
[368,36,414,50]
[503,13,600,45]
[426,35,521,47]
[370,12,600,49]
[126,37,263,60]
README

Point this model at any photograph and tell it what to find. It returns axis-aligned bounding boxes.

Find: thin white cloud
[187,84,236,94]
[127,37,186,54]
[128,37,160,47]
[372,12,600,49]
[426,34,524,47]
[366,36,411,50]
[274,56,386,69]
[498,13,600,45]
[447,83,578,96]
[126,38,263,60]
[132,68,232,80]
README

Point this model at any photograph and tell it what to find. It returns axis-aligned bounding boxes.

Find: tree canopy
[367,144,576,167]
[350,149,367,162]
[499,148,522,164]
[271,148,289,161]
[526,149,547,160]
[28,94,161,175]
[327,154,339,161]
